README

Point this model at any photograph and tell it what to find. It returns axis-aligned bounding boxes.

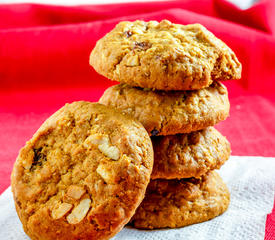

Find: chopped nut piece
[67,198,91,224]
[98,143,120,160]
[67,185,86,200]
[52,203,73,219]
[115,66,120,75]
[83,134,107,148]
[96,164,113,183]
[126,55,140,67]
[84,134,120,160]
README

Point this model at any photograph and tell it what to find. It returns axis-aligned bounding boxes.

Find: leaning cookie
[130,171,230,229]
[90,20,241,91]
[151,127,231,179]
[99,82,229,136]
[11,102,153,240]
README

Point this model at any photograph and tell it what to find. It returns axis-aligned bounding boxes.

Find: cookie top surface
[151,127,231,179]
[130,171,230,229]
[11,101,153,240]
[99,82,230,136]
[90,20,241,90]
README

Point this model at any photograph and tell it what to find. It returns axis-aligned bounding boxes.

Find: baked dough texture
[151,127,231,179]
[90,20,241,90]
[11,101,154,240]
[99,82,230,136]
[130,171,230,229]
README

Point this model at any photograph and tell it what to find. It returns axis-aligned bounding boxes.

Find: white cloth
[0,156,274,240]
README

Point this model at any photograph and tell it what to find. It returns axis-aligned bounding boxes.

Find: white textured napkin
[1,156,274,240]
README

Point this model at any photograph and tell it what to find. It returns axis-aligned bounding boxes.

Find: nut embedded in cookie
[67,198,92,224]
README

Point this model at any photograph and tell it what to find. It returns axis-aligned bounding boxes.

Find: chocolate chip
[133,42,152,51]
[124,30,133,38]
[150,129,159,136]
[30,147,46,171]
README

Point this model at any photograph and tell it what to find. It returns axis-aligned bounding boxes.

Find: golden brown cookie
[11,101,153,240]
[90,20,241,90]
[99,82,230,136]
[151,127,231,179]
[130,171,230,229]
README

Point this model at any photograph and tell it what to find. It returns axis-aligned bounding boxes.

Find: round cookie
[151,127,231,179]
[11,101,154,240]
[130,171,230,229]
[99,81,230,136]
[90,20,241,91]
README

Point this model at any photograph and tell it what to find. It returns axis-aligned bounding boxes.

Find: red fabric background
[0,0,274,238]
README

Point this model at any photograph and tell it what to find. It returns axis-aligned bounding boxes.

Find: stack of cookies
[10,19,242,240]
[90,20,242,229]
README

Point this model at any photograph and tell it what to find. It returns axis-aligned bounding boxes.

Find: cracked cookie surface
[11,101,153,240]
[99,82,229,136]
[90,20,241,90]
[130,171,230,229]
[151,127,231,179]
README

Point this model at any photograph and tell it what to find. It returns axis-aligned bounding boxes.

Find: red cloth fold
[0,1,274,238]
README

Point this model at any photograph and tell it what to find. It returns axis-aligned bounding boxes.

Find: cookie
[130,171,230,229]
[99,81,230,136]
[151,127,231,179]
[11,101,153,240]
[90,20,241,90]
